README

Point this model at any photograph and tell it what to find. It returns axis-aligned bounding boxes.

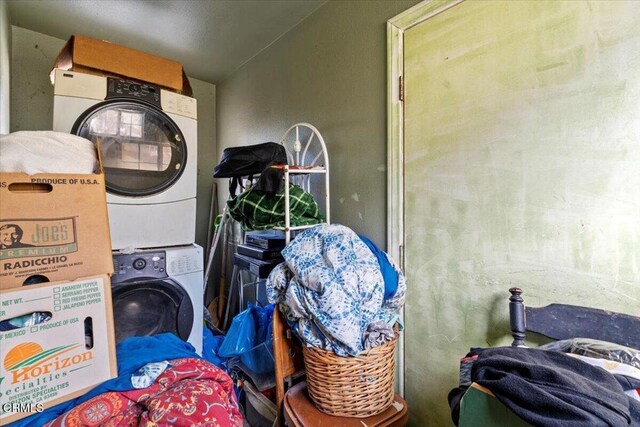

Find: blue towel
[359,234,399,300]
[9,333,199,427]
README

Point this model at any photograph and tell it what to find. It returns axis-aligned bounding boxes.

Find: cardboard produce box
[50,34,192,96]
[0,149,112,289]
[0,274,117,424]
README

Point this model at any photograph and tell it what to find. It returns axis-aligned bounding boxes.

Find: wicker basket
[302,334,397,417]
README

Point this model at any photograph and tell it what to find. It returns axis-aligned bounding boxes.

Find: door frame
[386,0,464,396]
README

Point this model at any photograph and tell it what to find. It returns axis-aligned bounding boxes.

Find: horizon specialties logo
[2,342,93,385]
[0,342,93,418]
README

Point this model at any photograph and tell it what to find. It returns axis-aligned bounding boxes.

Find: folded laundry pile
[453,347,640,427]
[266,224,406,356]
[0,130,97,174]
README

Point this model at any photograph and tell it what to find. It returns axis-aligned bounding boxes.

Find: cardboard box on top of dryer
[0,144,112,289]
[0,274,117,424]
[50,34,193,96]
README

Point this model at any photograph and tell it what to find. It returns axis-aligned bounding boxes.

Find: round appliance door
[111,280,193,344]
[72,101,187,197]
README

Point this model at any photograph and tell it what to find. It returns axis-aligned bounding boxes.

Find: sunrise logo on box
[3,342,93,384]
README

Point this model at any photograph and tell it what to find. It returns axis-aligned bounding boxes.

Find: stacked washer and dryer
[53,69,203,354]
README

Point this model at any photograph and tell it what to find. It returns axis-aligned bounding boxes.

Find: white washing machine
[110,244,203,354]
[52,69,197,250]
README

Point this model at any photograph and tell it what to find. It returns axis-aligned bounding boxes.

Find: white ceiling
[7,0,326,83]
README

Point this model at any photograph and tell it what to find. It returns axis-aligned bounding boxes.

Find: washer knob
[133,258,147,270]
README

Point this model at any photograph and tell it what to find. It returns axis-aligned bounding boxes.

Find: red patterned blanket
[44,358,243,426]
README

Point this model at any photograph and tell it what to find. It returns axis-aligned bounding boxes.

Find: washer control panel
[112,251,168,283]
[106,77,162,108]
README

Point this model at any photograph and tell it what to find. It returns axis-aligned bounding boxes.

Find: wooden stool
[283,381,408,427]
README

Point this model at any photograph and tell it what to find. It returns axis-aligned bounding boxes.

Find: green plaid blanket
[227,184,324,230]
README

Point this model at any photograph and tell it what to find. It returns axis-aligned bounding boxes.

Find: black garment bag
[213,142,287,196]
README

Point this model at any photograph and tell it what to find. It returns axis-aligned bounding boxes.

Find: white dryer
[110,244,203,354]
[52,69,197,250]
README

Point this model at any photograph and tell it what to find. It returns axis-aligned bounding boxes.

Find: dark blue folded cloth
[472,347,637,427]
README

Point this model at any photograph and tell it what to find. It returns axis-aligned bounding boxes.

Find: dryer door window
[111,280,194,345]
[73,101,187,197]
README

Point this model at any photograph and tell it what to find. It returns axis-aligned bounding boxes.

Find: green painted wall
[403,1,640,425]
[217,0,419,247]
[10,26,59,132]
[0,0,10,133]
[8,26,217,250]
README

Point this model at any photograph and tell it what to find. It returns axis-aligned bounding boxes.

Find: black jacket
[471,347,640,427]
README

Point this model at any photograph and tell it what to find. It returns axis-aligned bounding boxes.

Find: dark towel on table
[472,347,635,427]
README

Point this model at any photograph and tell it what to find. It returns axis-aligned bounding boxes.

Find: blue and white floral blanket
[266,224,406,356]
